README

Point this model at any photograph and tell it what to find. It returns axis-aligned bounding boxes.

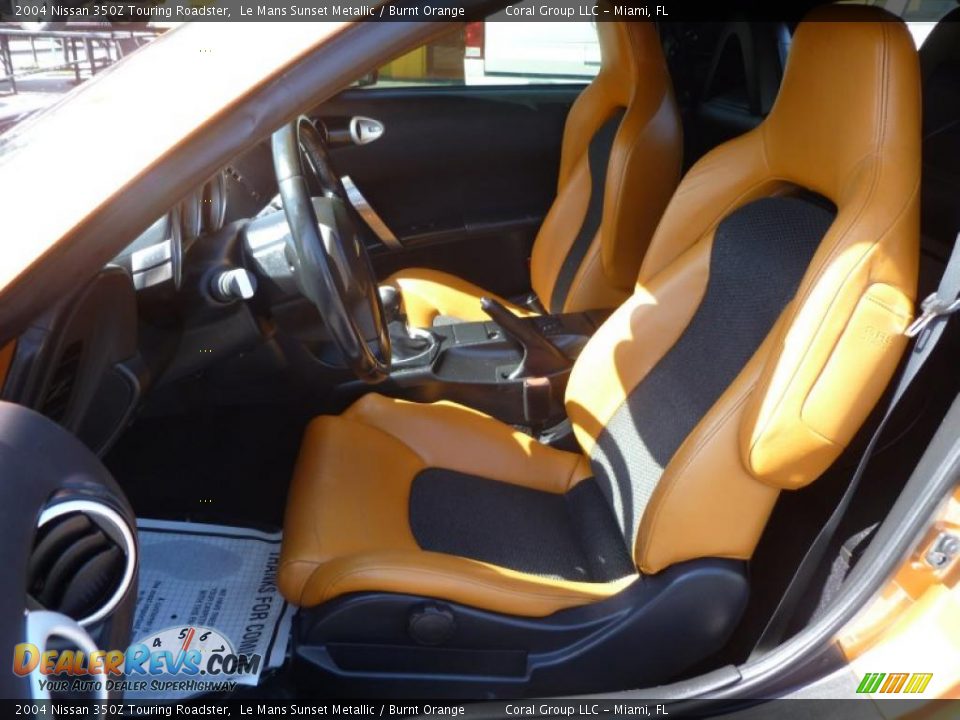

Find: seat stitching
[747,174,920,468]
[863,292,912,320]
[599,80,671,285]
[563,236,604,312]
[315,560,637,606]
[636,384,754,564]
[747,31,913,465]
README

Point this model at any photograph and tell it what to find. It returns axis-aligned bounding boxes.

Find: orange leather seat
[281,5,919,645]
[387,21,682,327]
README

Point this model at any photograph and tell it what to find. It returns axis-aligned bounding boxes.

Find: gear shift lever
[379,285,403,324]
[378,285,436,365]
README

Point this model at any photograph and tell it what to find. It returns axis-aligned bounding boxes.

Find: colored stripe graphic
[857,673,885,694]
[904,673,933,694]
[880,673,909,693]
[857,672,933,694]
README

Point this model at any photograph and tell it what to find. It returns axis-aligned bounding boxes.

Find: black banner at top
[0,0,900,24]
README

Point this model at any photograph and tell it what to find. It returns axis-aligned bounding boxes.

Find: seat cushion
[410,469,634,583]
[278,394,637,615]
[386,268,536,329]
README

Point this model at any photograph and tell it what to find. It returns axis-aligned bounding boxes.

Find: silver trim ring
[36,500,136,628]
[349,116,385,146]
[179,189,203,242]
[25,610,109,702]
[203,171,228,234]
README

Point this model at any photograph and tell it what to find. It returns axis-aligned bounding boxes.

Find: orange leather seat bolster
[385,268,535,329]
[531,21,682,312]
[278,394,635,615]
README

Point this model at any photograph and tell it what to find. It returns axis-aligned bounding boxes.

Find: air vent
[28,501,136,626]
[25,611,109,701]
[39,340,83,422]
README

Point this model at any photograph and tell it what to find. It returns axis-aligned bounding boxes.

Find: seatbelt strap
[751,233,960,657]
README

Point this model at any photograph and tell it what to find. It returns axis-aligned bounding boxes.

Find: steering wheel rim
[272,115,391,383]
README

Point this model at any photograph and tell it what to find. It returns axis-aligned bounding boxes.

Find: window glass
[844,0,958,47]
[362,10,600,88]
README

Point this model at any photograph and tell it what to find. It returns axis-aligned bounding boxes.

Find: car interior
[2,0,960,701]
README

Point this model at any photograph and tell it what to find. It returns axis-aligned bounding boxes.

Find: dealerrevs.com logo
[12,626,261,695]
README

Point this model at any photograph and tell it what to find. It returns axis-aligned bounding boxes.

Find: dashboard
[113,173,224,292]
[0,141,280,458]
[112,142,277,293]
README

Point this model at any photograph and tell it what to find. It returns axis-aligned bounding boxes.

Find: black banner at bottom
[3,699,959,719]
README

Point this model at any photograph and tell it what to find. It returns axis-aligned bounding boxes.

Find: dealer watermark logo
[856,672,933,694]
[12,625,261,695]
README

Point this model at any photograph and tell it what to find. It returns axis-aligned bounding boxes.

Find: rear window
[847,0,958,47]
[360,5,600,88]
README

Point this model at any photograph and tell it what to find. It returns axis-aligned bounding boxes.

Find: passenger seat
[387,21,682,327]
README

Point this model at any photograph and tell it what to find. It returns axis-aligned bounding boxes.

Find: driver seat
[280,7,919,694]
[386,20,682,327]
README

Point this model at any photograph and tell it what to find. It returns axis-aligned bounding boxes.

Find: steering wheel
[271,116,391,383]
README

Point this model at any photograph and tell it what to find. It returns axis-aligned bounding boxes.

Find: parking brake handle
[480,297,570,379]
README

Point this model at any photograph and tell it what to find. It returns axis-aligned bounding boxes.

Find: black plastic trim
[292,559,748,698]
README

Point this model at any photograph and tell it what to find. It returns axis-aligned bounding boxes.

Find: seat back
[529,20,682,314]
[564,6,921,574]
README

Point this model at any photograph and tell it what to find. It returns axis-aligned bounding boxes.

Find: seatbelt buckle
[905,292,960,338]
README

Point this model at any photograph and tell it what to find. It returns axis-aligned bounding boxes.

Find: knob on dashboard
[210,267,257,303]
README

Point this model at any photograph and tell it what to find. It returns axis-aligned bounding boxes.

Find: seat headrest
[595,19,667,105]
[762,4,920,201]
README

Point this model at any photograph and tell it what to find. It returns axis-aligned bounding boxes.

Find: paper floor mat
[124,519,293,700]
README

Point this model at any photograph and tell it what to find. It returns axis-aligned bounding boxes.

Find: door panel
[313,85,583,298]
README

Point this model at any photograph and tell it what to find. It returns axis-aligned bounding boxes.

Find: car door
[310,18,602,302]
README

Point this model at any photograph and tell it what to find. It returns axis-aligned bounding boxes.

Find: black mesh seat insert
[409,470,635,582]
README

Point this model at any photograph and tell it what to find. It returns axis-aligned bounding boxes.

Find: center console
[380,288,607,430]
